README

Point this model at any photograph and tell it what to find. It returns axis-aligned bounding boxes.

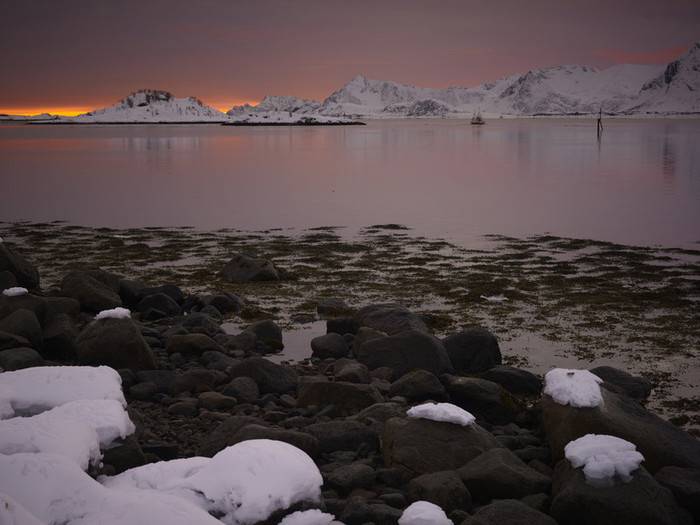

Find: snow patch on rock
[407,402,475,427]
[0,365,126,419]
[277,509,337,525]
[544,368,603,408]
[2,287,28,297]
[95,307,131,320]
[565,433,645,486]
[398,501,454,525]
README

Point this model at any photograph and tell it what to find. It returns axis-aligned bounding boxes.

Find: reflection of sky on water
[0,119,698,248]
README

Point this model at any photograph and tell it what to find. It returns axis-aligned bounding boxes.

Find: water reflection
[0,119,698,248]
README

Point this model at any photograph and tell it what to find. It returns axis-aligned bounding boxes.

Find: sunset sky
[1,0,698,115]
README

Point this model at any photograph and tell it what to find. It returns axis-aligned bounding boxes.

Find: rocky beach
[1,222,699,524]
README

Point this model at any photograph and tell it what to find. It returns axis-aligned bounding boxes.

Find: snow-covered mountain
[67,90,227,123]
[227,96,320,116]
[624,43,700,114]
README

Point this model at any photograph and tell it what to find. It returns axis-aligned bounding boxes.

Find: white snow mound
[399,501,454,525]
[565,433,644,486]
[543,368,603,408]
[95,307,131,320]
[0,453,222,525]
[406,402,475,426]
[2,287,28,297]
[0,399,134,470]
[0,365,126,419]
[278,509,337,525]
[0,492,45,525]
[103,439,323,525]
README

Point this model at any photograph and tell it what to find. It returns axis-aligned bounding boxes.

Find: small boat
[471,110,485,125]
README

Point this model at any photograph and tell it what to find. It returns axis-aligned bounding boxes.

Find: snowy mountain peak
[227,95,320,116]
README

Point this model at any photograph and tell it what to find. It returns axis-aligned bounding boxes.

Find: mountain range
[4,42,698,123]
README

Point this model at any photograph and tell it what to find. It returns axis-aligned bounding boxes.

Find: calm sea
[1,118,698,247]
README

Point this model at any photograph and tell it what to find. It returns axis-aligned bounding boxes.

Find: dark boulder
[0,308,43,350]
[136,293,181,317]
[480,365,542,395]
[311,333,349,359]
[550,460,692,525]
[382,416,500,476]
[201,292,243,314]
[407,470,472,513]
[228,357,297,394]
[655,466,700,521]
[305,420,379,453]
[297,380,383,416]
[541,387,700,473]
[444,375,522,425]
[0,347,44,370]
[317,297,354,317]
[333,360,371,384]
[389,370,446,401]
[465,499,557,525]
[326,463,375,492]
[222,376,260,403]
[61,271,122,312]
[0,242,40,289]
[458,448,551,501]
[166,333,222,356]
[75,317,156,370]
[589,366,653,401]
[442,327,501,373]
[354,304,428,335]
[221,253,280,282]
[245,319,283,351]
[355,330,453,379]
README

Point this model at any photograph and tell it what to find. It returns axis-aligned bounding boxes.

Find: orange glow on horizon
[1,99,261,117]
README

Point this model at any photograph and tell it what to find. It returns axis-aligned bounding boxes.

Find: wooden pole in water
[597,107,603,137]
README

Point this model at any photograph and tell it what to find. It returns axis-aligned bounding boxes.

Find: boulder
[480,365,542,396]
[326,463,375,492]
[136,293,181,317]
[222,423,319,457]
[42,312,78,359]
[589,366,653,400]
[458,448,551,501]
[201,292,243,314]
[311,333,349,359]
[245,319,283,351]
[333,360,371,383]
[382,416,500,476]
[166,333,222,356]
[354,304,428,335]
[221,253,280,282]
[0,294,48,326]
[389,370,446,401]
[197,391,237,410]
[442,327,501,373]
[228,357,297,394]
[222,376,260,403]
[317,297,353,317]
[305,420,379,453]
[170,369,223,395]
[297,380,383,416]
[407,470,471,513]
[75,317,156,370]
[0,242,39,289]
[61,270,122,312]
[0,347,44,370]
[465,499,557,525]
[0,308,42,350]
[327,317,360,336]
[0,270,17,290]
[355,330,453,379]
[0,331,30,351]
[541,387,700,473]
[655,466,700,521]
[444,376,522,425]
[549,460,692,525]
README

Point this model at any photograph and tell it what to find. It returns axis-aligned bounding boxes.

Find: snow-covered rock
[226,111,359,125]
[277,509,337,525]
[0,399,134,469]
[0,453,222,525]
[0,365,126,419]
[95,307,131,320]
[406,402,475,426]
[0,492,45,525]
[398,501,453,525]
[2,286,28,297]
[565,434,645,486]
[103,439,324,525]
[64,89,227,123]
[543,368,603,408]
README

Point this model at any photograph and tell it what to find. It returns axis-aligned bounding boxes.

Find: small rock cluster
[1,243,699,525]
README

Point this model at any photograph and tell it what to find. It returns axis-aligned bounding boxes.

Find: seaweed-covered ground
[2,221,699,432]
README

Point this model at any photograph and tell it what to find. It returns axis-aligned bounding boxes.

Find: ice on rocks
[0,399,134,470]
[565,433,645,486]
[2,286,29,297]
[0,365,125,418]
[406,402,476,426]
[103,439,324,525]
[398,501,454,525]
[278,509,337,525]
[95,307,131,320]
[0,453,222,525]
[543,368,603,408]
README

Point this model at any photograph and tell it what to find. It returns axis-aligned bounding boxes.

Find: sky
[1,0,698,115]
